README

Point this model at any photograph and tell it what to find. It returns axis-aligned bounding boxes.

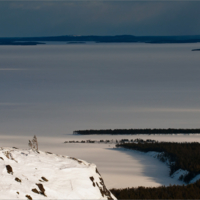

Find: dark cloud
[0,1,200,37]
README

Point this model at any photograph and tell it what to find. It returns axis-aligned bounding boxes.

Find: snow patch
[189,174,200,184]
[146,151,161,158]
[146,151,171,165]
[171,169,189,181]
[146,151,189,183]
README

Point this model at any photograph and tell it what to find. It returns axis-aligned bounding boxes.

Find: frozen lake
[0,43,200,136]
[1,43,200,189]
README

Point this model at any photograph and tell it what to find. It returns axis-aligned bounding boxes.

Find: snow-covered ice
[1,134,200,189]
[0,147,116,199]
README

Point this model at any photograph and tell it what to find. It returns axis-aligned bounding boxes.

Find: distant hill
[1,35,200,44]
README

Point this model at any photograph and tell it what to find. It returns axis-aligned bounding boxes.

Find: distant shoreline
[192,49,200,51]
[1,35,200,44]
[0,41,45,46]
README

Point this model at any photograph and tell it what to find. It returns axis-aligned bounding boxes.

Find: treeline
[1,35,200,43]
[111,180,200,199]
[0,41,45,45]
[73,128,200,135]
[64,139,116,144]
[64,138,156,144]
[116,141,200,183]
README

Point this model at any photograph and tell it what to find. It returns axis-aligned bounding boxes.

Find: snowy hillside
[0,147,116,200]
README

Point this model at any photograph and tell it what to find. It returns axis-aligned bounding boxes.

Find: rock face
[0,147,117,200]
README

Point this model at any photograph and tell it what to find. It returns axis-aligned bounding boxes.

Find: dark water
[0,43,200,137]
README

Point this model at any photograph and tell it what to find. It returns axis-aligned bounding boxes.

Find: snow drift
[0,147,116,200]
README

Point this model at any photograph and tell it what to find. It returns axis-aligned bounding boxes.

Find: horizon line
[0,0,200,2]
[1,34,200,38]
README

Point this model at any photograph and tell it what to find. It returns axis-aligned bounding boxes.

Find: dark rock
[89,176,94,182]
[15,177,21,182]
[25,195,32,200]
[36,183,46,196]
[41,176,48,182]
[98,177,114,200]
[69,157,82,164]
[6,165,13,175]
[32,188,39,194]
[96,168,101,176]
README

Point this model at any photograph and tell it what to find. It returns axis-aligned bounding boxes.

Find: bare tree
[32,135,38,151]
[28,140,32,150]
[28,135,39,152]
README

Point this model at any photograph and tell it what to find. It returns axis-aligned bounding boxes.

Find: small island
[0,41,45,46]
[67,41,86,44]
[1,35,200,44]
[192,49,200,51]
[73,128,200,135]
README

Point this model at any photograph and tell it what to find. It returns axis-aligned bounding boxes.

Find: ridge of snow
[146,151,188,182]
[189,174,200,184]
[146,151,162,158]
[146,151,200,185]
[146,151,171,165]
[171,169,189,181]
[0,147,116,200]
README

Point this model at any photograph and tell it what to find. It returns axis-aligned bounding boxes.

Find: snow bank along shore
[0,147,116,200]
[146,151,200,184]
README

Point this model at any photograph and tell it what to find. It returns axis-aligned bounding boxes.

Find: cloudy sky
[0,0,200,37]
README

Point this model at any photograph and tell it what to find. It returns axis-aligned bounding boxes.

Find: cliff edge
[0,147,116,200]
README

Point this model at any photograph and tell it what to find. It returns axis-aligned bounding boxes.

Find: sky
[0,0,200,37]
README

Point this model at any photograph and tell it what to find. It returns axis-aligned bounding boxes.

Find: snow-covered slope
[0,147,116,200]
